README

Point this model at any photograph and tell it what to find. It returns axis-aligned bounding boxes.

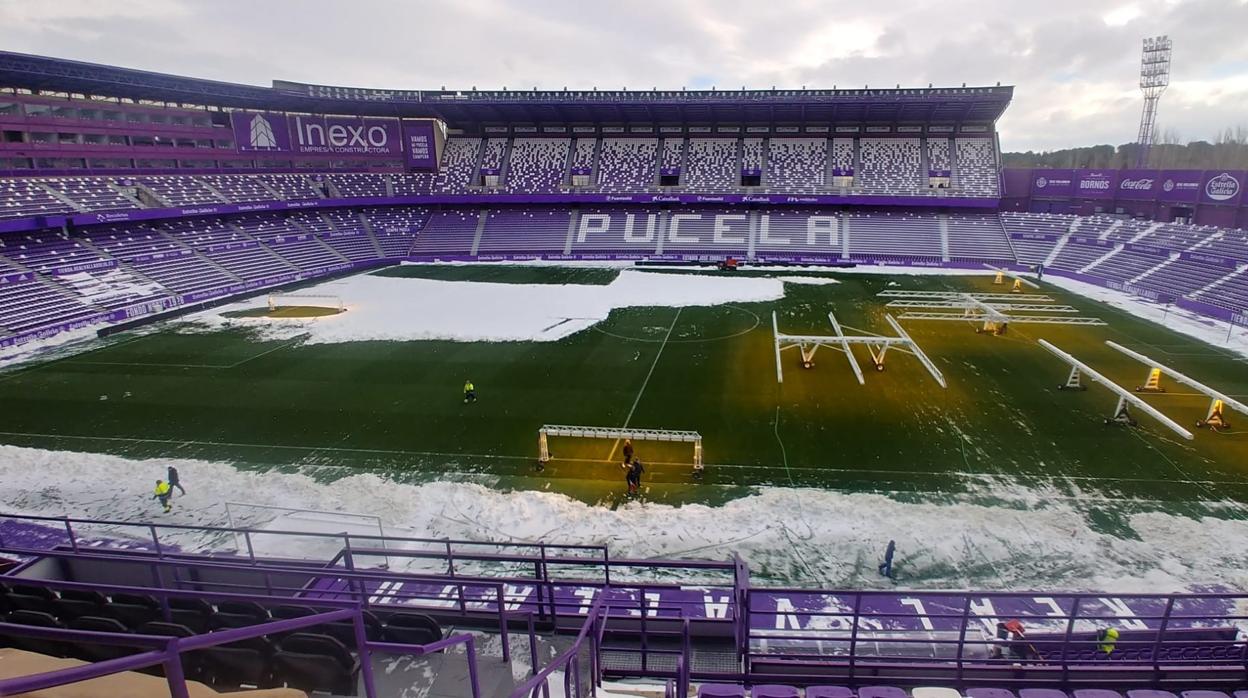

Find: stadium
[0,22,1246,698]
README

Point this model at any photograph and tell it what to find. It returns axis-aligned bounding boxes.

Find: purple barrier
[0,271,35,284]
[1009,232,1061,241]
[129,249,193,264]
[0,217,41,234]
[48,259,119,275]
[1175,296,1240,324]
[1123,243,1170,257]
[1180,251,1242,267]
[53,192,1000,230]
[204,240,259,253]
[0,314,106,351]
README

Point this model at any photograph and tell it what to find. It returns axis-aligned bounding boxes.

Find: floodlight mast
[1136,35,1172,168]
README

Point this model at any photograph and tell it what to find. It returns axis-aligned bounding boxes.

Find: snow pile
[1040,274,1248,360]
[190,269,786,344]
[776,276,841,286]
[1,444,1246,593]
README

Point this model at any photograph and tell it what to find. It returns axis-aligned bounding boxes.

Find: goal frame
[267,293,344,312]
[537,424,703,472]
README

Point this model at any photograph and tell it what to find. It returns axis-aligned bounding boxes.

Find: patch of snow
[1040,275,1248,360]
[1,444,1246,594]
[188,269,785,344]
[776,276,841,286]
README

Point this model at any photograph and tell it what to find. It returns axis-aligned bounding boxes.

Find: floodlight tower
[1135,35,1172,168]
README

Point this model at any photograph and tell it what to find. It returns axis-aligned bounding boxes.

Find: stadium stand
[767,138,828,191]
[505,138,570,193]
[596,138,659,190]
[685,138,738,191]
[857,138,922,194]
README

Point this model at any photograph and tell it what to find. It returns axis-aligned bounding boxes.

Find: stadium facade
[0,51,1244,352]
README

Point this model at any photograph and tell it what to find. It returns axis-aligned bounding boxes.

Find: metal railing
[0,584,485,698]
[511,596,609,698]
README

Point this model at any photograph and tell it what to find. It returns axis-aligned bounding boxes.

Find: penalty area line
[608,307,682,462]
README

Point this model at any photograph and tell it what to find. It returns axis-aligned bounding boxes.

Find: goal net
[537,424,704,473]
[267,293,344,311]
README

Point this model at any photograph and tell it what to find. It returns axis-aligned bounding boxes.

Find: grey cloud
[0,0,1243,151]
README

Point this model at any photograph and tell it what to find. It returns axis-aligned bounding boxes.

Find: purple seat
[698,685,747,698]
[1073,692,1123,698]
[1020,691,1069,698]
[752,687,799,698]
[1181,692,1230,698]
[807,688,855,698]
[860,688,909,698]
[969,690,1017,698]
[1127,692,1178,698]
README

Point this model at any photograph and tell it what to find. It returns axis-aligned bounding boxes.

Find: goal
[537,424,704,475]
[267,293,344,312]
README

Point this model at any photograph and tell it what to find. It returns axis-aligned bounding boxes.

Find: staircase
[1194,264,1247,297]
[34,182,88,213]
[1080,245,1122,274]
[1128,252,1178,285]
[469,209,490,256]
[1099,220,1123,241]
[1130,222,1163,243]
[938,214,951,262]
[562,207,581,256]
[1043,235,1070,267]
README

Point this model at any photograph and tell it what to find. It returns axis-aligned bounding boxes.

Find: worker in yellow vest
[463,380,477,404]
[153,480,172,513]
[1097,627,1119,656]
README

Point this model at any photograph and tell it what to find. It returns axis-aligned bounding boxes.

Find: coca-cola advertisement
[1115,169,1160,200]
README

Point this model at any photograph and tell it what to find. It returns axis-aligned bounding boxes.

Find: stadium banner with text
[402,120,438,170]
[1074,170,1118,199]
[287,115,401,156]
[1157,170,1204,203]
[1200,171,1245,206]
[230,111,293,152]
[1115,169,1161,200]
[1029,169,1075,196]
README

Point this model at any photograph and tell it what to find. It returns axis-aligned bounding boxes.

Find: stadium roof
[0,51,1013,127]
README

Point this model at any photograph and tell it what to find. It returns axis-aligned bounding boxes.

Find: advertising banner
[1157,170,1203,203]
[1115,170,1160,200]
[1074,170,1118,199]
[1030,169,1074,196]
[401,120,438,170]
[1200,171,1245,206]
[231,111,292,152]
[287,115,401,156]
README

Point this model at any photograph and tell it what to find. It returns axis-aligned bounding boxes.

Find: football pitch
[1,264,1246,512]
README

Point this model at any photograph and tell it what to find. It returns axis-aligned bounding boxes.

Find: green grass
[1,266,1245,509]
[223,306,344,319]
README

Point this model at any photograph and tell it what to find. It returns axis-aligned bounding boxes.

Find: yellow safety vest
[1099,629,1119,654]
[154,482,170,496]
[464,383,474,393]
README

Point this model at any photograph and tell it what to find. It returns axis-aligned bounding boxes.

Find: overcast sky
[0,0,1244,152]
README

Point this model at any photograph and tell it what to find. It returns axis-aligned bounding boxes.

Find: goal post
[537,424,703,474]
[267,293,344,312]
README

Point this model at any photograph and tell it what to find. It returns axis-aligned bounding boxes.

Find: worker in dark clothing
[167,466,185,496]
[622,439,634,465]
[878,540,896,579]
[625,459,644,496]
[153,480,172,513]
